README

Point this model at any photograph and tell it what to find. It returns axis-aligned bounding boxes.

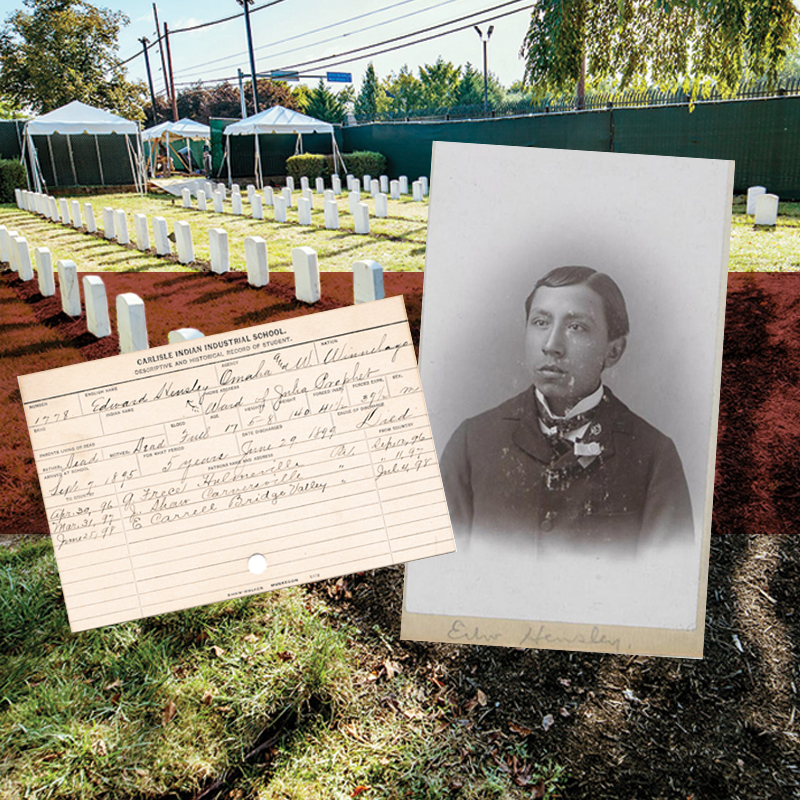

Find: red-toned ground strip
[3,268,800,539]
[0,270,422,535]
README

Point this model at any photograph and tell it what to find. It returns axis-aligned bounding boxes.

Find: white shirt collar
[535,382,605,421]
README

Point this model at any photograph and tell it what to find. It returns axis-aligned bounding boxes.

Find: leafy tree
[520,0,800,96]
[419,57,461,107]
[456,62,505,107]
[303,80,351,124]
[0,0,146,118]
[381,65,425,114]
[354,62,383,118]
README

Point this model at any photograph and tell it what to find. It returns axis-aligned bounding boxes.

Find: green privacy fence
[342,95,800,200]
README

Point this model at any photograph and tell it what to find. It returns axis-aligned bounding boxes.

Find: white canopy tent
[141,118,211,177]
[23,100,146,193]
[223,105,346,188]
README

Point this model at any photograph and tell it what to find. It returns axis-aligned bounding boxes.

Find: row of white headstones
[177,173,429,235]
[746,185,780,224]
[7,192,390,354]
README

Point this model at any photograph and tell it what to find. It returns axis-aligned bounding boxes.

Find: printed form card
[19,296,454,632]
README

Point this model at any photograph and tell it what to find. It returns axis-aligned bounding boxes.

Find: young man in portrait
[439,266,694,557]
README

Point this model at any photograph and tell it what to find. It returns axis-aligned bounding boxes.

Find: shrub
[341,150,386,178]
[0,158,26,203]
[286,153,330,182]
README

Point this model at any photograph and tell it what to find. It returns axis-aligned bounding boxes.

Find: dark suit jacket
[439,386,694,556]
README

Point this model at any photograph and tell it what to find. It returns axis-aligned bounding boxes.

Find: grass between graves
[0,189,428,274]
[0,538,566,800]
[729,197,800,271]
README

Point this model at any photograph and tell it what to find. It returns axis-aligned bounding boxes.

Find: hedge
[0,159,26,203]
[285,150,387,185]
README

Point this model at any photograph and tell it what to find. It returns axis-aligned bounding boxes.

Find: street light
[474,25,494,117]
[237,0,259,114]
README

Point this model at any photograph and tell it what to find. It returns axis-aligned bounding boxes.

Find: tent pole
[29,132,46,194]
[125,135,138,193]
[47,137,58,188]
[20,132,31,191]
[94,135,105,186]
[137,129,147,194]
[254,132,263,189]
[165,131,171,176]
[226,135,232,187]
[66,134,78,186]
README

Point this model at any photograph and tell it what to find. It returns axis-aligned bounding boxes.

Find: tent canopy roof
[225,105,334,136]
[142,118,210,140]
[25,100,138,136]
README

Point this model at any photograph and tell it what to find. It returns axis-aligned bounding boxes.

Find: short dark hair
[524,266,630,340]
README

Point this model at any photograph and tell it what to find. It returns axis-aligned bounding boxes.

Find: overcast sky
[0,0,535,96]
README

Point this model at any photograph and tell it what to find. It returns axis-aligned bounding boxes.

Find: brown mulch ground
[2,269,800,798]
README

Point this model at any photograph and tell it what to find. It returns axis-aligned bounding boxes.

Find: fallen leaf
[476,689,488,706]
[508,721,532,736]
[542,713,555,732]
[351,786,369,797]
[449,779,464,790]
[210,645,225,658]
[383,659,398,680]
[92,740,107,757]
[560,707,570,718]
[531,779,546,799]
[276,651,294,662]
[202,690,214,706]
[104,680,120,691]
[162,699,177,726]
[243,634,258,643]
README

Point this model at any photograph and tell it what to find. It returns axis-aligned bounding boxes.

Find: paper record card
[18,296,455,632]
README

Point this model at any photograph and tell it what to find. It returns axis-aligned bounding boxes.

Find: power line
[171,2,533,88]
[173,0,463,81]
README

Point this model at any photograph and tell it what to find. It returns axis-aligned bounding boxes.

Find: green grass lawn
[1,188,428,273]
[0,539,565,800]
[5,189,800,274]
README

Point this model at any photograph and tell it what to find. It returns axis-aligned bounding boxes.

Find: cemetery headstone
[14,188,21,208]
[197,190,207,211]
[244,236,269,287]
[300,176,310,192]
[251,194,264,220]
[134,214,150,251]
[216,182,227,199]
[363,174,371,189]
[174,220,195,263]
[182,188,192,208]
[69,200,83,229]
[213,190,224,214]
[370,179,380,197]
[209,228,229,274]
[292,246,320,304]
[102,207,115,239]
[168,328,204,344]
[315,177,325,193]
[331,175,342,194]
[232,183,241,195]
[152,217,171,256]
[16,237,34,281]
[83,275,111,337]
[59,198,71,225]
[354,202,370,235]
[34,247,55,296]
[297,196,312,225]
[352,259,385,304]
[117,293,149,353]
[3,230,18,268]
[324,189,335,204]
[274,195,288,223]
[348,190,361,216]
[264,186,274,206]
[747,186,767,215]
[114,210,129,244]
[57,259,81,317]
[399,175,408,194]
[232,193,243,215]
[375,193,388,218]
[754,193,779,226]
[247,184,256,205]
[302,187,313,205]
[420,176,429,195]
[286,176,295,191]
[390,180,400,200]
[380,175,389,193]
[412,181,423,201]
[83,203,97,233]
[282,186,293,208]
[0,226,9,263]
[324,199,339,230]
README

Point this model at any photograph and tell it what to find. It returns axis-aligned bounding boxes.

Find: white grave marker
[69,200,82,229]
[0,226,8,263]
[348,190,361,216]
[251,194,264,220]
[380,175,389,193]
[216,182,227,199]
[286,176,295,191]
[264,186,274,206]
[57,259,81,317]
[14,189,21,208]
[352,259,385,304]
[168,328,204,344]
[754,193,779,226]
[182,188,192,208]
[315,177,325,193]
[152,216,171,256]
[83,203,97,233]
[232,193,243,215]
[232,183,241,195]
[16,237,34,281]
[134,214,150,251]
[324,199,339,230]
[297,196,312,225]
[209,228,229,274]
[420,176,429,195]
[174,220,194,263]
[117,293,148,353]
[354,202,370,235]
[390,180,400,200]
[244,236,269,287]
[114,210,129,244]
[3,230,18,267]
[274,195,287,223]
[59,199,71,225]
[375,193,388,218]
[331,175,342,194]
[363,174,371,188]
[292,247,320,304]
[747,186,767,215]
[102,207,115,239]
[399,175,408,194]
[35,247,55,296]
[83,276,111,337]
[213,190,224,214]
[300,176,309,192]
[282,186,293,208]
[247,184,256,205]
[197,190,207,211]
[412,181,423,201]
[370,179,380,197]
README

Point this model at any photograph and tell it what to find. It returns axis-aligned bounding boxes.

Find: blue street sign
[327,72,352,83]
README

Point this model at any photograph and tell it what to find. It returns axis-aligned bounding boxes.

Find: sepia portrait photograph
[403,142,732,656]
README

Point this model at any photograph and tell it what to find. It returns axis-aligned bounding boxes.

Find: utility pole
[237,0,259,114]
[139,37,158,125]
[237,69,247,118]
[474,25,494,117]
[163,22,179,122]
[152,4,170,100]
